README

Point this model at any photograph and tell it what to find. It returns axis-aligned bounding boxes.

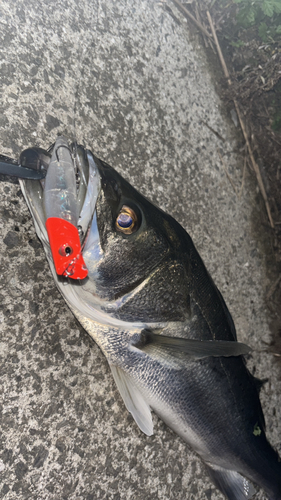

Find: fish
[17,136,281,500]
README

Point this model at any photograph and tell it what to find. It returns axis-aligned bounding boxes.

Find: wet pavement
[0,1,280,499]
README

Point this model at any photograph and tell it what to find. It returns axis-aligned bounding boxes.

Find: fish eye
[115,206,137,234]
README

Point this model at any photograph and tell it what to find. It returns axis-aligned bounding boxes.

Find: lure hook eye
[115,205,137,234]
[59,244,73,257]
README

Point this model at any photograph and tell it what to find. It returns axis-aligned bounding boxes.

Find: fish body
[20,137,281,500]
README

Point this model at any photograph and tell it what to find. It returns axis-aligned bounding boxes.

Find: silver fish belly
[20,137,281,500]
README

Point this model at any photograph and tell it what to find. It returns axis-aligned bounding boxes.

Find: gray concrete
[0,1,280,499]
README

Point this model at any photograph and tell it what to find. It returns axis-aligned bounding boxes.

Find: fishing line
[71,0,100,184]
[71,0,100,147]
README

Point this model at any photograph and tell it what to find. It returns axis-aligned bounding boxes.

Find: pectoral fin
[110,365,153,436]
[140,331,251,358]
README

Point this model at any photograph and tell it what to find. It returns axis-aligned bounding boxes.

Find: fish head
[20,136,191,326]
[85,157,188,308]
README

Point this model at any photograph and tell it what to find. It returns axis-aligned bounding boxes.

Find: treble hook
[55,144,73,162]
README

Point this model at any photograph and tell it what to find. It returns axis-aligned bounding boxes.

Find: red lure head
[45,217,88,280]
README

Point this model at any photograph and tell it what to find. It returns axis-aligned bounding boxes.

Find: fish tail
[209,437,281,500]
[205,464,255,500]
[245,439,281,500]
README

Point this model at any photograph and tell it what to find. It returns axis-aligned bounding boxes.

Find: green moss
[253,422,262,436]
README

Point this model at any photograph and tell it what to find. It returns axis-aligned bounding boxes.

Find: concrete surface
[0,1,280,499]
